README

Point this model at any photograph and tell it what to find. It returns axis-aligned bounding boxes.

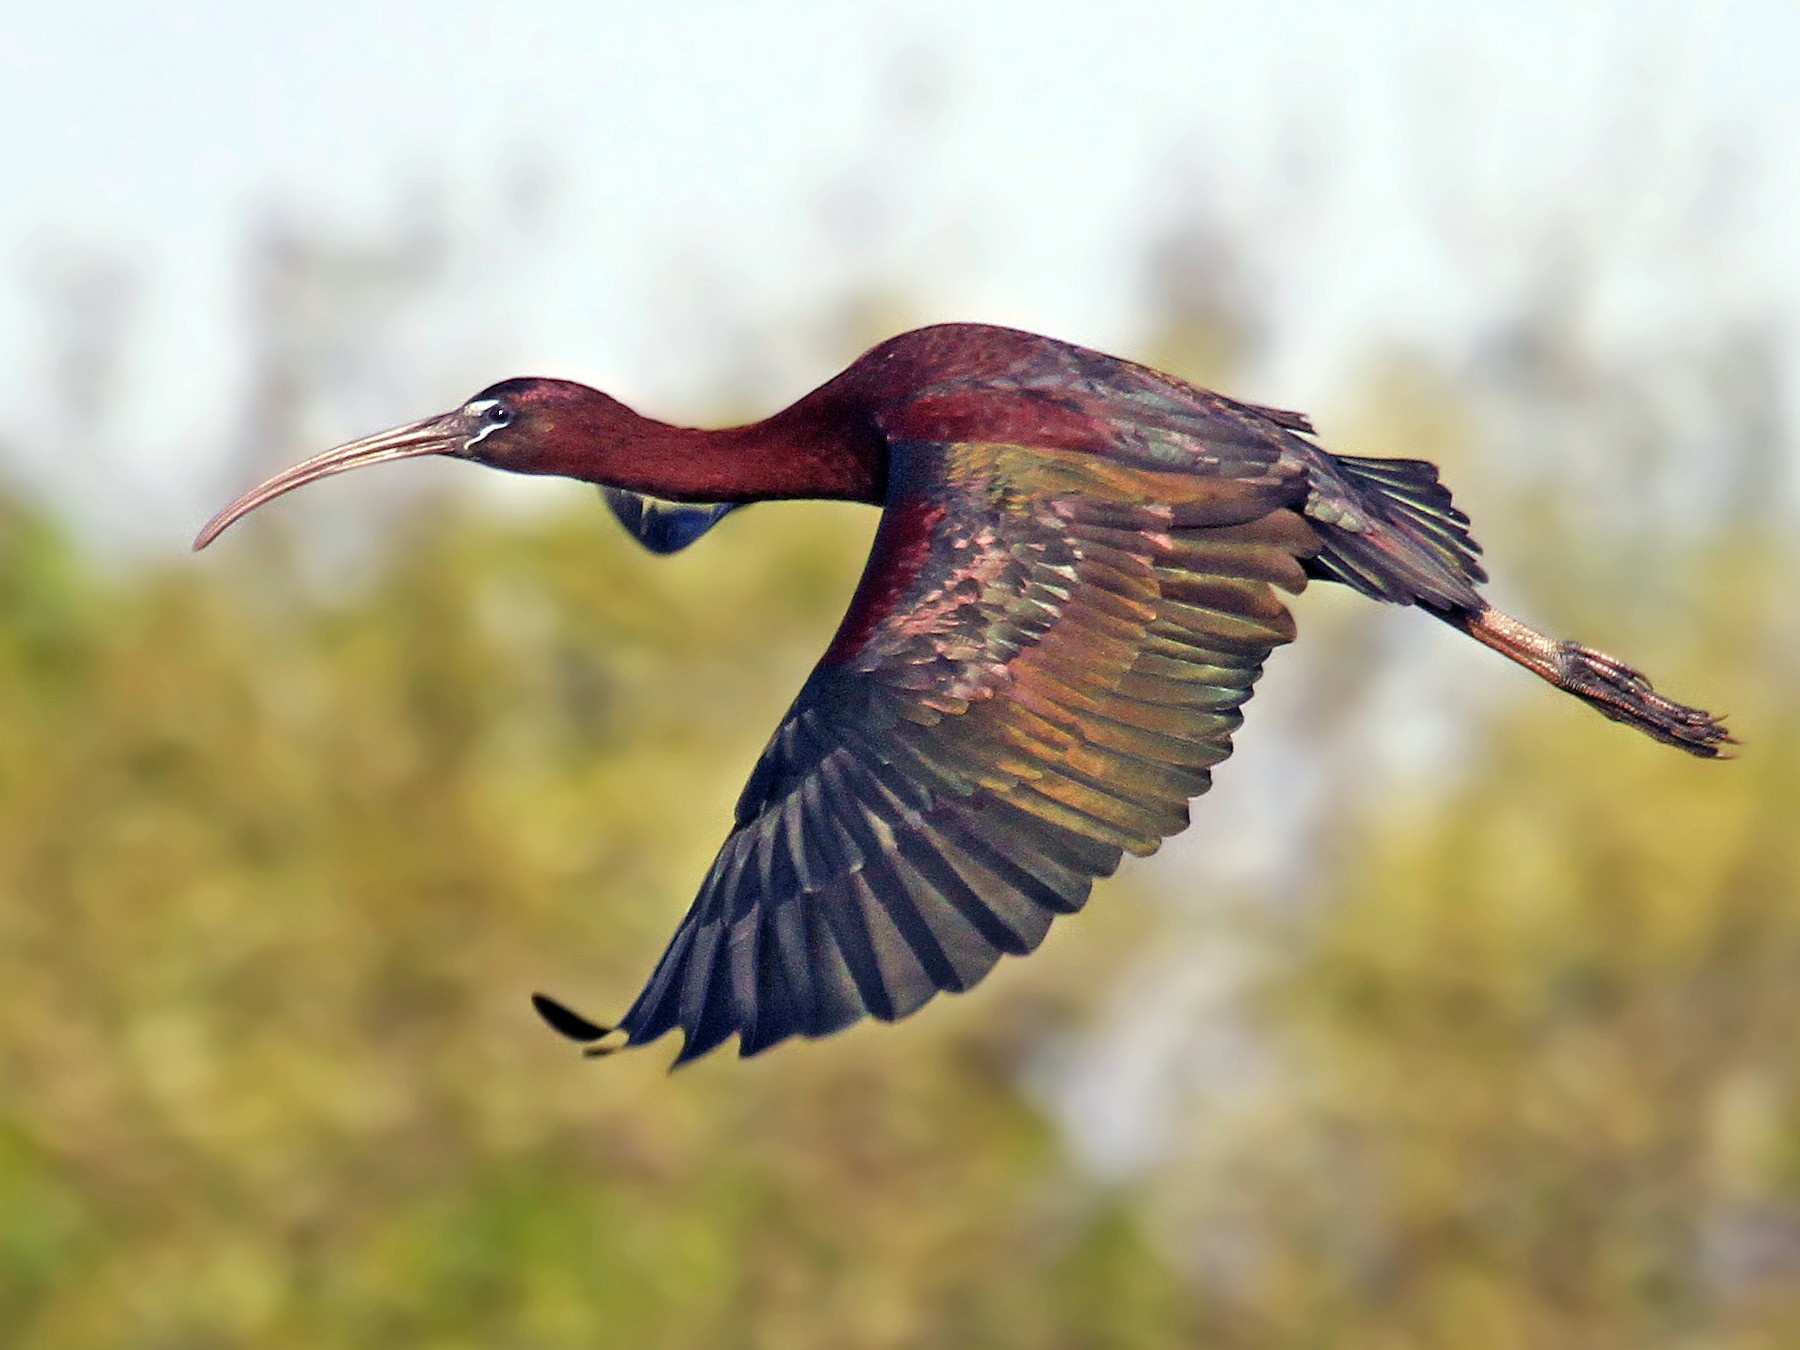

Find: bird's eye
[462,398,516,451]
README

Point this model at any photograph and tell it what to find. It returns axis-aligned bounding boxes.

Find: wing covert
[615,440,1319,1063]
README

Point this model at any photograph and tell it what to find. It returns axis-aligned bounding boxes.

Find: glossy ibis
[194,323,1730,1064]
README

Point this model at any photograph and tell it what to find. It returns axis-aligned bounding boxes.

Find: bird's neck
[545,388,885,505]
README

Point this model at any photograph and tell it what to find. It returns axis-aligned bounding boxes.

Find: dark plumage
[195,323,1731,1065]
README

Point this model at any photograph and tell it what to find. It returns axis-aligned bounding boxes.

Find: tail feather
[1304,455,1487,609]
[1300,451,1730,757]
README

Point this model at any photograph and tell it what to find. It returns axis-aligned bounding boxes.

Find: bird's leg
[1441,604,1733,758]
[531,992,629,1058]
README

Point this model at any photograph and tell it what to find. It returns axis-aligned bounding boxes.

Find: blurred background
[2,2,1797,1345]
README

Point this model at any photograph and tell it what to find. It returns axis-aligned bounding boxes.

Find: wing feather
[614,438,1322,1062]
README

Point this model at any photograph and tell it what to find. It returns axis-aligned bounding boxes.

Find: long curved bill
[192,410,464,551]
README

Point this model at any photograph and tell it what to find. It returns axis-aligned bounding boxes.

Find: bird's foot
[1552,641,1735,758]
[531,992,629,1058]
[1453,605,1735,758]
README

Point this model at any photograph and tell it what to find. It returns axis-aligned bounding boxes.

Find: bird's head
[193,377,637,550]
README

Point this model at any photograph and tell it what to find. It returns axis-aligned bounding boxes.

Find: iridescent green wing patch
[611,441,1320,1065]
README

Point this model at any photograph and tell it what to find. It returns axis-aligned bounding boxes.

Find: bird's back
[842,323,1486,611]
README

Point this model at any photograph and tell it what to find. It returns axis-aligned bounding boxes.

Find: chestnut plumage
[196,323,1732,1065]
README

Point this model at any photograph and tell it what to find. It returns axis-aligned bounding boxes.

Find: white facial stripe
[463,399,507,449]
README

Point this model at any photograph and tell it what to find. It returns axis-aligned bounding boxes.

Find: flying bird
[194,323,1730,1064]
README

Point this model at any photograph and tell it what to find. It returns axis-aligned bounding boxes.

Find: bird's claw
[1555,641,1735,758]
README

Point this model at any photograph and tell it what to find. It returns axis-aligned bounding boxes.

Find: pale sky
[2,0,1795,542]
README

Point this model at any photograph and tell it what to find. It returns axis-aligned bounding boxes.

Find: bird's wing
[601,487,742,554]
[614,439,1318,1063]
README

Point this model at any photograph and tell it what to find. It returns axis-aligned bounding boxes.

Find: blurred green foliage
[0,468,1794,1348]
[1195,548,1800,1348]
[0,492,1183,1348]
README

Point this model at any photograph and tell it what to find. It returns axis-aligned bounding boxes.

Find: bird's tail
[1436,604,1733,758]
[1305,455,1489,610]
[1301,452,1728,755]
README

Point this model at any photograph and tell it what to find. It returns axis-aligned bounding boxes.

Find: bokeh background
[3,3,1798,1345]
